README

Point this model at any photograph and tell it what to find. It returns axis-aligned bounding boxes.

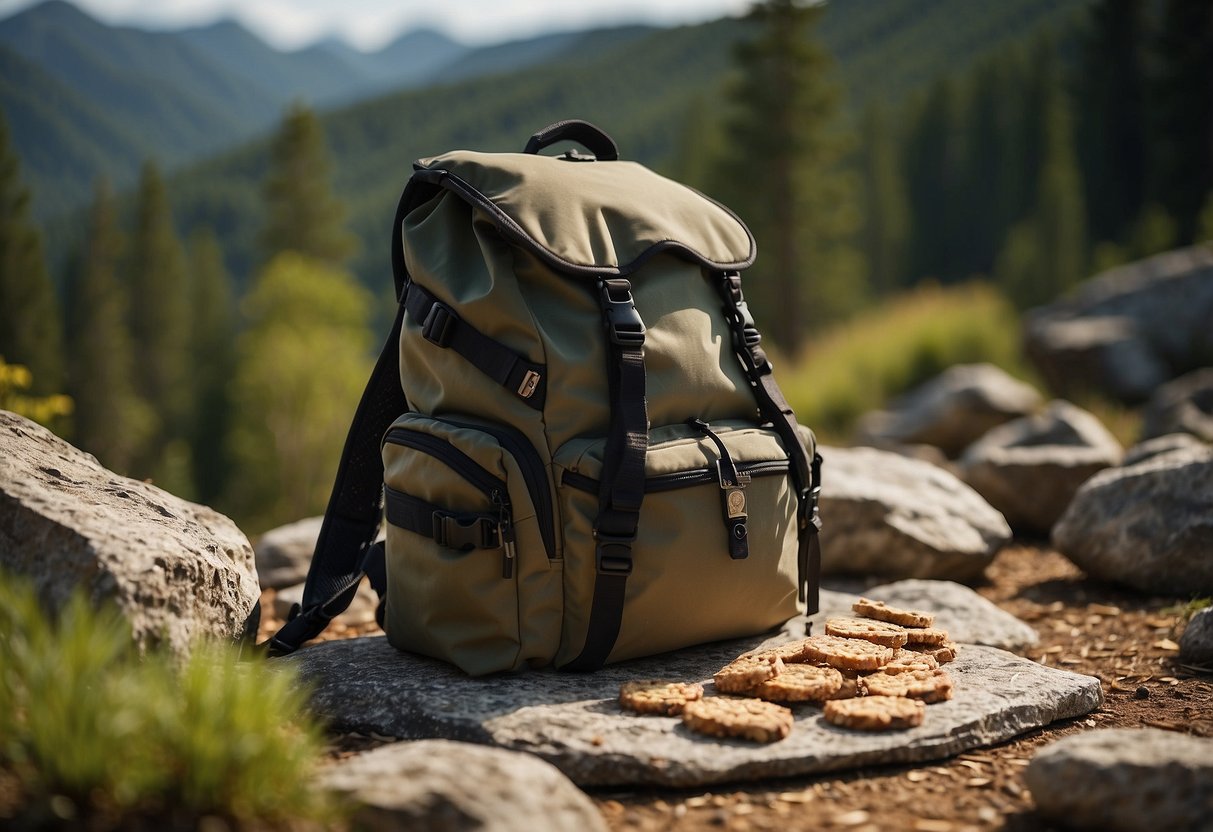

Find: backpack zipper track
[561,458,789,494]
[385,420,556,561]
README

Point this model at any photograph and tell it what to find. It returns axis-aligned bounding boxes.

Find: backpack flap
[410,150,756,276]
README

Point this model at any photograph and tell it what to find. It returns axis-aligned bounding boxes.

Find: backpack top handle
[524,119,620,161]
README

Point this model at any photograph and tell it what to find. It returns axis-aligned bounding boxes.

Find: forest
[1,0,1211,533]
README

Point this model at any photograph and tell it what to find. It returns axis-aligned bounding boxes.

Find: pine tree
[1078,0,1149,244]
[967,48,1033,276]
[225,253,371,530]
[259,104,357,267]
[903,77,972,283]
[859,102,909,294]
[996,49,1087,309]
[187,227,236,505]
[713,0,865,352]
[0,111,64,394]
[65,181,152,470]
[1149,0,1213,242]
[127,161,192,490]
[1033,78,1087,300]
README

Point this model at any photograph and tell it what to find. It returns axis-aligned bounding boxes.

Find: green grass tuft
[778,281,1035,443]
[0,571,338,829]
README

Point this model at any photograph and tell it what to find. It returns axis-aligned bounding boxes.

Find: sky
[0,0,754,49]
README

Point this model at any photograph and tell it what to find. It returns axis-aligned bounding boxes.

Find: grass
[779,280,1035,443]
[0,571,338,830]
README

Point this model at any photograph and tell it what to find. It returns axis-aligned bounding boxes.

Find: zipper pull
[493,490,516,579]
[689,419,750,560]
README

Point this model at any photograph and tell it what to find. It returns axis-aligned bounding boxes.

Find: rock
[1140,368,1213,443]
[1052,444,1213,596]
[274,578,380,627]
[320,740,607,832]
[254,516,323,589]
[818,445,1011,582]
[1026,728,1213,832]
[959,400,1123,536]
[836,579,1038,649]
[284,637,1100,788]
[1024,244,1213,403]
[1180,608,1213,668]
[0,411,260,656]
[854,364,1042,457]
[1023,315,1172,402]
[1123,433,1207,467]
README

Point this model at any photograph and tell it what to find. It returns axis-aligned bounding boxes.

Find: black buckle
[422,302,455,347]
[599,279,645,348]
[432,511,497,551]
[594,531,634,575]
[718,275,768,368]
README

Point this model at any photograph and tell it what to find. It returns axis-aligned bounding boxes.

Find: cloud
[0,0,752,50]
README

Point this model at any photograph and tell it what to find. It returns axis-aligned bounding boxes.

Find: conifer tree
[1078,0,1148,244]
[996,49,1087,309]
[967,48,1033,275]
[127,161,192,488]
[1148,0,1213,242]
[259,104,356,267]
[1033,78,1087,300]
[65,181,152,470]
[903,77,972,283]
[187,227,236,505]
[859,102,909,294]
[0,112,64,394]
[713,0,865,351]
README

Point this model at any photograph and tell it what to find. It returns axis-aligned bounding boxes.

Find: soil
[259,544,1213,831]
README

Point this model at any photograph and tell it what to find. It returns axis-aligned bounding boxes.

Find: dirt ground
[591,545,1213,832]
[261,544,1213,831]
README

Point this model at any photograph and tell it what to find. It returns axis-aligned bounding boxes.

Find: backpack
[267,120,823,675]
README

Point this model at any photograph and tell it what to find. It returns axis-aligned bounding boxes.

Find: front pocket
[553,420,801,666]
[381,413,560,674]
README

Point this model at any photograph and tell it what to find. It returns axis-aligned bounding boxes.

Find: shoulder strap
[713,271,823,616]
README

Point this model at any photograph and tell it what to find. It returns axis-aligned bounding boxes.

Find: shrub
[780,280,1034,442]
[0,571,337,829]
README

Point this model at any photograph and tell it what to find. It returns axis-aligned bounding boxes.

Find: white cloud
[0,0,753,50]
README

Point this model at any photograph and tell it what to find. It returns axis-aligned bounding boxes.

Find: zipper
[689,419,750,560]
[384,427,516,578]
[561,458,788,494]
[438,417,556,561]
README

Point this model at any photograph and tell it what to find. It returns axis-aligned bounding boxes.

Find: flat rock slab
[285,637,1100,788]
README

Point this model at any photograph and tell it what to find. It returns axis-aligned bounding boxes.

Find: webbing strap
[402,280,547,409]
[714,271,823,614]
[563,278,648,671]
[384,486,502,551]
[263,304,406,656]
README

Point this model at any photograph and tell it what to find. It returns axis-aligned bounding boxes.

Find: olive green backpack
[268,120,823,675]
